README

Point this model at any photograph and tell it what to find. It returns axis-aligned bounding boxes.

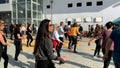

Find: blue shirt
[58,26,64,37]
[110,28,120,62]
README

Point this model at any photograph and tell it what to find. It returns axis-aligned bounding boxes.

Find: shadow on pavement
[62,49,114,66]
[66,60,91,68]
[21,51,34,59]
[8,55,35,68]
[76,51,114,65]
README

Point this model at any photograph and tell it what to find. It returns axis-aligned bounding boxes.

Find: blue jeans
[114,61,120,68]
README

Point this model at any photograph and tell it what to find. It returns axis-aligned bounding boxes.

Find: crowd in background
[0,18,120,68]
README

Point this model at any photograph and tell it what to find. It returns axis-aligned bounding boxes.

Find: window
[77,3,82,7]
[6,0,9,3]
[84,17,92,23]
[33,0,36,2]
[46,5,50,9]
[13,4,16,18]
[33,3,37,10]
[0,0,9,4]
[95,17,103,22]
[86,2,92,6]
[17,3,25,18]
[68,3,73,8]
[33,11,37,18]
[27,2,31,10]
[0,0,5,3]
[97,1,103,6]
[17,0,25,2]
[27,11,31,18]
[75,18,82,22]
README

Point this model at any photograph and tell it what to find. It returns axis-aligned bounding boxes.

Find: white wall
[0,3,12,12]
[43,0,120,31]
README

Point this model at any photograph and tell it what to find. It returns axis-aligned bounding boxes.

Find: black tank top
[0,34,7,60]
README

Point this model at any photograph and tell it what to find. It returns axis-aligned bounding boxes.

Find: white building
[1,0,120,31]
[0,0,43,28]
[43,0,120,30]
[0,0,12,27]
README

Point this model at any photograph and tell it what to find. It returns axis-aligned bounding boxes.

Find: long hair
[73,22,78,27]
[0,20,4,26]
[33,19,51,55]
[27,24,31,30]
[94,25,101,37]
[14,24,21,32]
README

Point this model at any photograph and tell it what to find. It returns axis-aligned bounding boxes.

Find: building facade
[1,0,120,31]
[43,0,120,30]
[0,0,11,27]
[12,0,43,25]
[0,0,43,28]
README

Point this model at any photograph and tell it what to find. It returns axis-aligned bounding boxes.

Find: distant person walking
[14,24,25,61]
[9,22,15,40]
[26,24,33,47]
[52,24,64,64]
[69,23,80,53]
[88,25,102,58]
[58,22,66,64]
[78,24,83,39]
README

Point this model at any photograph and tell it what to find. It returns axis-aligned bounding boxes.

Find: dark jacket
[35,36,57,61]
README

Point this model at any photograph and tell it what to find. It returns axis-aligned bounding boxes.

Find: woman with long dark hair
[26,24,33,47]
[33,19,65,68]
[88,24,102,58]
[14,24,25,61]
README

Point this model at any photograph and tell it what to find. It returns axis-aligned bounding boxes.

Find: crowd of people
[0,18,120,68]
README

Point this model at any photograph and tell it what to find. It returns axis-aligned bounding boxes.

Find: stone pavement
[0,38,114,68]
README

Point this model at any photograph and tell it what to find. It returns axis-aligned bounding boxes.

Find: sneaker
[15,58,18,61]
[59,61,65,65]
[97,55,101,58]
[93,56,97,59]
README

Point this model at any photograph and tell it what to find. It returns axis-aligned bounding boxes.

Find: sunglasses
[49,24,53,27]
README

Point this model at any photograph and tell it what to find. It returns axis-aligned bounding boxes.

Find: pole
[50,0,53,22]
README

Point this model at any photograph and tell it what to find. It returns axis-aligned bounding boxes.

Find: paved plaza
[0,38,114,68]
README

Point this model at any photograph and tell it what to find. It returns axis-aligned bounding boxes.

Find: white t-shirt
[58,26,64,37]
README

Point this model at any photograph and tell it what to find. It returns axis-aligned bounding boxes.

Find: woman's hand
[103,54,108,61]
[6,41,11,46]
[58,57,65,63]
[53,48,56,52]
[23,35,27,39]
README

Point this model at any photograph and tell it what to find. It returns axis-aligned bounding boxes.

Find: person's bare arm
[88,38,97,46]
[0,34,7,46]
[103,38,112,60]
[17,34,23,39]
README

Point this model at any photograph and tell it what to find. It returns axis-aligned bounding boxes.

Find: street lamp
[50,0,53,22]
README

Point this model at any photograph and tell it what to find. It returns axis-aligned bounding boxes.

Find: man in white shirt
[58,22,66,64]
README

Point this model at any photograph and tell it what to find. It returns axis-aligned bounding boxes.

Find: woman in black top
[33,19,65,68]
[26,24,33,47]
[14,24,24,61]
[0,20,9,68]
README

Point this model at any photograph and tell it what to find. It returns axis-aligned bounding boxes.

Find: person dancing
[33,19,65,68]
[0,20,9,68]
